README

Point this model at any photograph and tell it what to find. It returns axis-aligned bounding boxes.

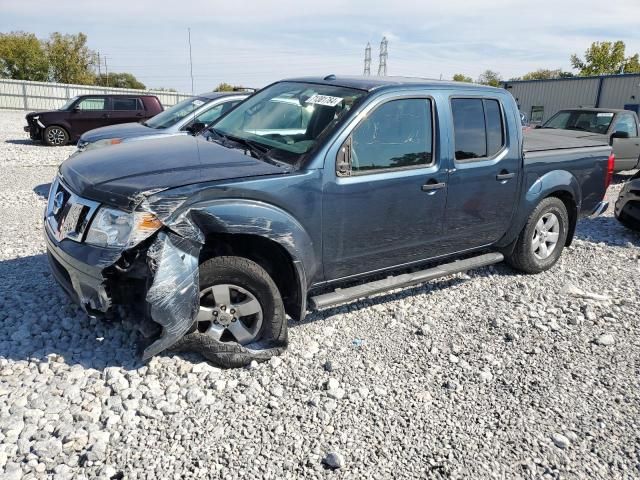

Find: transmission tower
[363,43,371,76]
[377,36,388,76]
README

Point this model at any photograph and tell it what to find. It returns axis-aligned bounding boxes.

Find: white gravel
[0,109,639,479]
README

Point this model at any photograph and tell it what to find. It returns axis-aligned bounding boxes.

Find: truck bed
[523,129,609,153]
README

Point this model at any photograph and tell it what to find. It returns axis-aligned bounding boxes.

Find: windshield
[59,96,79,111]
[208,81,367,164]
[145,96,209,129]
[543,110,613,134]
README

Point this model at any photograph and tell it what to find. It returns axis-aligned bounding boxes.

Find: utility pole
[104,57,109,87]
[363,43,371,76]
[188,28,194,94]
[97,52,101,77]
[377,36,388,76]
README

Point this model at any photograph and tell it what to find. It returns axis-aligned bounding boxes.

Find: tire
[43,125,69,146]
[506,197,569,274]
[171,256,287,368]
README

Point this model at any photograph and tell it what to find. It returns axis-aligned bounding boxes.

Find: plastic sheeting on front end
[142,230,201,359]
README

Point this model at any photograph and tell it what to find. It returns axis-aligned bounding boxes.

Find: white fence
[0,78,193,111]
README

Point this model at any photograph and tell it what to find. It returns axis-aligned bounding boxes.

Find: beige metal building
[503,74,640,124]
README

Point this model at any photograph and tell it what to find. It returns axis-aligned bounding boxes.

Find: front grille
[45,177,100,242]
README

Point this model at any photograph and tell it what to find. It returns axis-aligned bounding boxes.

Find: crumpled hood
[59,135,288,209]
[79,122,157,143]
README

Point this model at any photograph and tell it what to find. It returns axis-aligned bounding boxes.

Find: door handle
[496,172,515,181]
[136,113,143,117]
[101,113,110,118]
[421,181,446,194]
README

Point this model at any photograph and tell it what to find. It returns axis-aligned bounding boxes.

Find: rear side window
[76,97,106,111]
[350,98,433,173]
[452,98,504,161]
[112,98,141,110]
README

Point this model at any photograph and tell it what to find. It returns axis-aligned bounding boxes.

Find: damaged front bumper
[45,222,201,359]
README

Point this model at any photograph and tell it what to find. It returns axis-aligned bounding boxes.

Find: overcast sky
[2,0,640,93]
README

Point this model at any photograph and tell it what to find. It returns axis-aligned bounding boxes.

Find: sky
[2,0,640,93]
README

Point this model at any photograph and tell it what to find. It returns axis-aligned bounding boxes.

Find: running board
[310,252,504,310]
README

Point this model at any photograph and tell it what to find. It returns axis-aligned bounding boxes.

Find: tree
[477,70,502,87]
[45,32,96,84]
[95,72,145,89]
[571,41,640,76]
[452,73,473,83]
[0,31,48,81]
[214,82,244,92]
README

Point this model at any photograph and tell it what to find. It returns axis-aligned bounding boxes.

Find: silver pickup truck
[537,108,640,171]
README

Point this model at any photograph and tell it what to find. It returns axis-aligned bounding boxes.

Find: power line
[363,42,371,76]
[377,36,388,76]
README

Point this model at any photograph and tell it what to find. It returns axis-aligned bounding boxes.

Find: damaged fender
[139,193,315,359]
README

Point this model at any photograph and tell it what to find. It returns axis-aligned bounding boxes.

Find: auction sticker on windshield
[192,100,205,107]
[306,94,343,107]
[597,113,614,117]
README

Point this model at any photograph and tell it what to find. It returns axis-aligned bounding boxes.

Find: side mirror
[336,137,352,177]
[186,122,206,135]
[611,130,630,140]
[72,106,80,113]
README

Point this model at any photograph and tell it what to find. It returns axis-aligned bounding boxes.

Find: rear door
[610,112,640,170]
[68,96,111,134]
[110,97,145,124]
[322,94,449,280]
[442,97,520,251]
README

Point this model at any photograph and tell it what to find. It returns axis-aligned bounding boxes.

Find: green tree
[95,72,145,89]
[214,82,244,92]
[571,41,640,75]
[452,73,473,83]
[477,70,502,87]
[45,32,96,84]
[0,31,48,81]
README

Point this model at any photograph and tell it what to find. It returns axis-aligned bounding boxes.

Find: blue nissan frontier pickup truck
[44,75,613,367]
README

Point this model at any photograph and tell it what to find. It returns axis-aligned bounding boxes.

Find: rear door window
[112,97,141,111]
[452,98,505,161]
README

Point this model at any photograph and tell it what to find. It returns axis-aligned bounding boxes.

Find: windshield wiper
[208,128,282,165]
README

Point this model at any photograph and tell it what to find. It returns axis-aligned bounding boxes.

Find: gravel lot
[0,109,638,479]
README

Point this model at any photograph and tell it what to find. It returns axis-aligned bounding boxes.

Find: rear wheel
[43,126,69,146]
[506,197,569,273]
[171,256,287,368]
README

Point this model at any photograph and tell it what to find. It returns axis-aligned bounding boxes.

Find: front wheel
[171,256,287,368]
[506,197,569,274]
[42,125,69,146]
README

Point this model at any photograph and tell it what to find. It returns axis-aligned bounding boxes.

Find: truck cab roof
[282,75,504,93]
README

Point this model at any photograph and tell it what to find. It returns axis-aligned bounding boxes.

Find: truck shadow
[0,253,145,371]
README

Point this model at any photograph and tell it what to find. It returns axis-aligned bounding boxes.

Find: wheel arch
[172,200,318,322]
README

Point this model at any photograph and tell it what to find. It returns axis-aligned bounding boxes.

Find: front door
[69,97,111,134]
[322,96,449,280]
[443,97,521,251]
[611,112,640,170]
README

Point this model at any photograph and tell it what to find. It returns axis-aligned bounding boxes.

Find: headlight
[85,207,162,248]
[81,138,123,152]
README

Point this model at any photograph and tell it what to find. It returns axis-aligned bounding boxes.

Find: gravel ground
[0,109,639,479]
